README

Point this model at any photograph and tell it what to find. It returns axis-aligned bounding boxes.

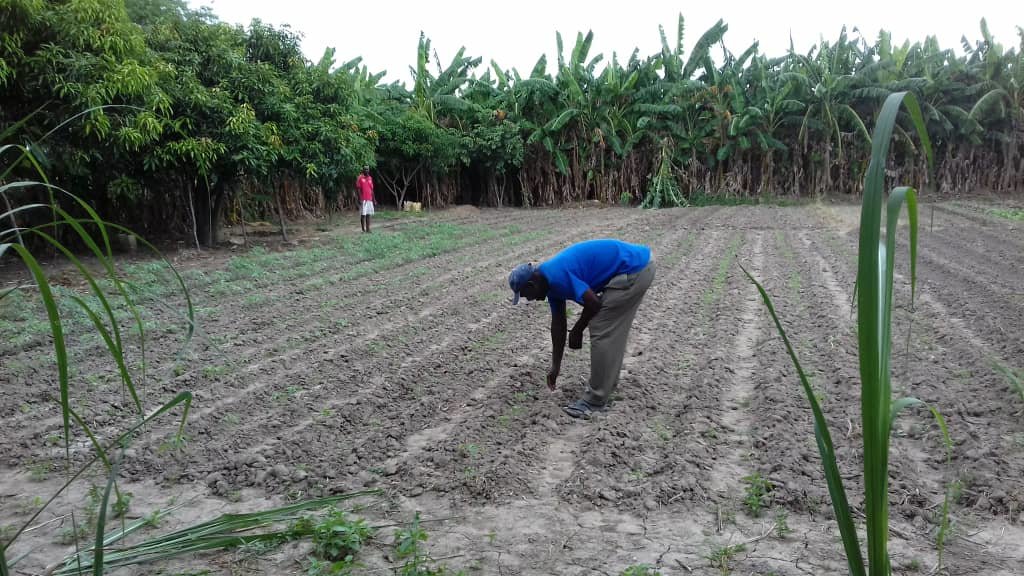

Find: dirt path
[707,232,764,499]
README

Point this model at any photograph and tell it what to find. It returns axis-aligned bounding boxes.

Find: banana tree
[700,41,762,192]
[967,24,1024,189]
[784,28,872,194]
[743,55,806,193]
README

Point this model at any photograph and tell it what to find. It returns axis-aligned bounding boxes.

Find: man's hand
[568,327,583,350]
[546,367,559,391]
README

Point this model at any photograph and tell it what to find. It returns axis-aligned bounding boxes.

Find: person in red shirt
[355,165,376,233]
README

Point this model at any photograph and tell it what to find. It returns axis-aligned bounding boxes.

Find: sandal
[562,399,606,419]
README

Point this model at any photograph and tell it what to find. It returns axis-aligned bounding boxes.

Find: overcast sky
[188,0,1019,85]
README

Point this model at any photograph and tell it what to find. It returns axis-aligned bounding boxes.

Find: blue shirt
[538,239,651,314]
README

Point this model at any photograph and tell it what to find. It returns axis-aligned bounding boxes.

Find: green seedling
[773,509,791,538]
[28,461,51,482]
[650,420,672,441]
[741,472,772,517]
[706,543,745,576]
[112,491,133,518]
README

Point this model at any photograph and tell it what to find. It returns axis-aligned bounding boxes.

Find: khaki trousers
[583,260,656,406]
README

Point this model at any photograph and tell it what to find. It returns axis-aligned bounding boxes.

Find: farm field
[1,202,1022,575]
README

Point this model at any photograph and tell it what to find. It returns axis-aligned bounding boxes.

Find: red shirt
[356,174,374,201]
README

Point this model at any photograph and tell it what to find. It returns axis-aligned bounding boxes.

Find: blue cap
[508,263,534,305]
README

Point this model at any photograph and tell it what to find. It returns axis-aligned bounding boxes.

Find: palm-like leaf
[682,19,728,79]
[969,88,1010,121]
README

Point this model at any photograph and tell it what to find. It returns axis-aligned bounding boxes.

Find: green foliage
[703,235,742,309]
[935,478,960,570]
[740,472,772,517]
[988,208,1024,221]
[392,513,463,576]
[0,526,15,548]
[51,492,379,575]
[112,490,133,519]
[642,140,685,208]
[309,509,374,564]
[773,508,791,538]
[393,514,430,562]
[3,0,374,246]
[706,543,745,575]
[4,4,1020,237]
[992,361,1024,403]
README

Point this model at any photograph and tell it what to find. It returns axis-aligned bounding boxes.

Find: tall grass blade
[0,103,47,142]
[93,459,121,576]
[16,222,142,411]
[0,284,28,301]
[98,507,180,548]
[48,197,144,399]
[67,294,139,411]
[3,110,195,576]
[744,90,934,576]
[67,407,112,470]
[740,264,866,576]
[859,91,930,575]
[5,243,72,456]
[0,143,48,183]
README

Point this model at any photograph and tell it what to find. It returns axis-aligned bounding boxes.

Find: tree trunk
[187,181,201,251]
[211,180,227,244]
[822,145,831,196]
[193,178,227,247]
[276,183,289,243]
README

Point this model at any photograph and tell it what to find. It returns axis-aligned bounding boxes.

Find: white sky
[189,0,1020,85]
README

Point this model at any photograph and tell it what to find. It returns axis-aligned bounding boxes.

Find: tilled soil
[2,204,1022,575]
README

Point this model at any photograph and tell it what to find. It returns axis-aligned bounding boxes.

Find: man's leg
[582,262,656,406]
